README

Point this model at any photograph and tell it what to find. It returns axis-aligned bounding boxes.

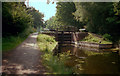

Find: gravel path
[2,33,49,75]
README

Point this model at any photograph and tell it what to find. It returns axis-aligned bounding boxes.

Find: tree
[46,16,61,30]
[2,2,33,37]
[74,2,120,42]
[55,2,82,28]
[114,2,120,16]
[27,7,44,29]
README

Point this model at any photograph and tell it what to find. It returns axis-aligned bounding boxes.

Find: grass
[81,33,112,44]
[42,52,73,74]
[37,34,73,74]
[2,36,27,52]
[37,34,57,52]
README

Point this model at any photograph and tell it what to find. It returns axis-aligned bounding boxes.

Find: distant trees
[46,16,57,29]
[55,2,82,28]
[27,7,44,29]
[45,16,63,30]
[46,2,83,30]
[46,2,120,42]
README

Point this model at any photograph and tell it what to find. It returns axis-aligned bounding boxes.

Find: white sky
[25,0,57,21]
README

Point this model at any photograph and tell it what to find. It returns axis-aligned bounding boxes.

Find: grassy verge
[81,33,112,44]
[2,35,28,52]
[37,34,73,74]
[37,34,57,52]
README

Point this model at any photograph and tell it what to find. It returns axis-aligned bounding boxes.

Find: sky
[25,0,57,21]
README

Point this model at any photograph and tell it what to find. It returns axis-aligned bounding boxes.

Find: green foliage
[46,2,120,42]
[103,34,112,41]
[2,2,44,52]
[74,2,120,42]
[82,33,112,44]
[74,2,112,33]
[2,35,27,52]
[46,2,120,43]
[46,2,84,30]
[46,16,61,30]
[55,2,82,28]
[27,7,44,29]
[2,2,33,37]
[42,52,73,74]
[114,2,120,16]
[37,34,57,51]
[37,34,55,43]
[37,34,73,74]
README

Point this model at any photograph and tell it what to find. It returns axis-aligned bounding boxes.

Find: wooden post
[61,31,64,44]
[73,32,77,44]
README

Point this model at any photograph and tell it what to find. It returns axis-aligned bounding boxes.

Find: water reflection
[83,53,119,74]
[54,44,120,74]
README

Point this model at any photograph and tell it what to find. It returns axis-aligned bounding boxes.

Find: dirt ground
[1,33,50,75]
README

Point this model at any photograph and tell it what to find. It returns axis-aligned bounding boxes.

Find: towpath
[2,33,49,75]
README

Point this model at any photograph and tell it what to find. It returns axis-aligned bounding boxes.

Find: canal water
[54,44,120,74]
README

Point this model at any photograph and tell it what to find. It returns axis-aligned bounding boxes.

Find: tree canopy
[46,2,120,42]
[74,2,120,41]
[27,7,44,29]
[2,2,44,37]
[46,2,83,31]
[55,2,82,28]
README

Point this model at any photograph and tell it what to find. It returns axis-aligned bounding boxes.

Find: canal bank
[77,41,113,49]
[72,32,114,49]
[42,31,116,49]
[37,34,73,74]
[53,44,120,74]
[38,33,120,74]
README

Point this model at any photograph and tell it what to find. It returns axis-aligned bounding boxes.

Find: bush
[81,33,112,44]
[103,34,112,41]
[42,52,73,74]
[2,2,33,37]
[37,34,73,74]
[37,34,57,51]
[37,34,55,43]
[2,35,27,52]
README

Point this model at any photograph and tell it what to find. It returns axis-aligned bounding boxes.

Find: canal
[54,44,120,74]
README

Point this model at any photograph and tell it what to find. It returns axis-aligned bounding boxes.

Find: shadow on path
[2,33,49,75]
